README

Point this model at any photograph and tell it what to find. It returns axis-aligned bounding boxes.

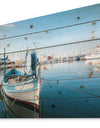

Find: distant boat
[0,55,8,62]
[0,55,15,66]
[85,53,100,60]
[73,56,80,61]
[2,50,40,117]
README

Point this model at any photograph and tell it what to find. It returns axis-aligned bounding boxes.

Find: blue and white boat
[2,49,40,117]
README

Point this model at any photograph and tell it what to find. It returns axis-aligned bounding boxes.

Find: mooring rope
[41,77,100,98]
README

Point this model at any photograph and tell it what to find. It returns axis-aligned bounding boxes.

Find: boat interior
[7,75,30,84]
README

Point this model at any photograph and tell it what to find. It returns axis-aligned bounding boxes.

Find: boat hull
[1,89,39,118]
[2,78,40,117]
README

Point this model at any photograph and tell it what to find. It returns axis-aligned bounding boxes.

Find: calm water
[1,59,100,118]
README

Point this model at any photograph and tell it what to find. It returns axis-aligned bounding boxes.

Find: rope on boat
[2,96,100,103]
[51,76,100,82]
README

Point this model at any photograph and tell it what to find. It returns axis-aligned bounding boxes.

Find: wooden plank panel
[0,4,100,40]
[0,20,100,53]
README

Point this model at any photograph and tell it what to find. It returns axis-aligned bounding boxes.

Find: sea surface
[0,59,100,118]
